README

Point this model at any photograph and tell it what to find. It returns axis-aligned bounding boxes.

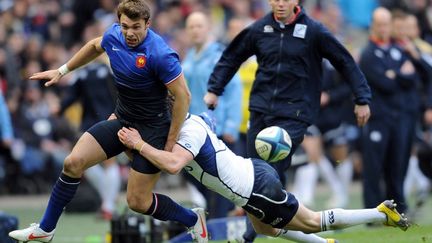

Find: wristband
[58,64,70,76]
[138,143,145,153]
[134,141,144,151]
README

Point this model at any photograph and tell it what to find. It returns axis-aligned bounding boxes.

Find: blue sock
[40,173,80,232]
[146,193,197,227]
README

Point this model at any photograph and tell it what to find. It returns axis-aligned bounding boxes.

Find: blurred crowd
[0,0,270,194]
[1,0,432,220]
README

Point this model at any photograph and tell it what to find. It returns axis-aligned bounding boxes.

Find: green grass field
[2,182,432,243]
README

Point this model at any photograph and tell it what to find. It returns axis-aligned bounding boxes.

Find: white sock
[404,155,431,199]
[186,182,207,209]
[320,208,386,231]
[85,163,121,213]
[292,163,318,206]
[318,156,346,206]
[85,164,104,195]
[336,158,353,202]
[277,229,327,243]
[102,163,121,213]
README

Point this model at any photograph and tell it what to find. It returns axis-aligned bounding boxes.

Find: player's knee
[127,194,142,212]
[63,154,86,177]
[127,193,152,214]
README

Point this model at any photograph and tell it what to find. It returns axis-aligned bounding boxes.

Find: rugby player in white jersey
[118,113,410,243]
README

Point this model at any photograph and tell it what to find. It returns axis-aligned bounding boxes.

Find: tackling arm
[117,127,192,174]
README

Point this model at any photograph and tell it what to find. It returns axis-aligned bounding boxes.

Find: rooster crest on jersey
[135,55,146,68]
[255,126,292,163]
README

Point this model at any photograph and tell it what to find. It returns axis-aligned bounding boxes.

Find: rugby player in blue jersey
[118,112,410,243]
[9,1,207,242]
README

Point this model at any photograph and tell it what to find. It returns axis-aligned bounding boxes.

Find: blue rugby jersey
[101,23,182,123]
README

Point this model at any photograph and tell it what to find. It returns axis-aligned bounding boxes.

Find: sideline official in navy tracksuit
[204,1,372,242]
[359,7,424,214]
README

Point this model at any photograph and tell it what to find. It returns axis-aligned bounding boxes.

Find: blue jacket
[359,40,421,120]
[316,60,354,132]
[208,8,371,125]
[0,90,12,141]
[183,42,242,139]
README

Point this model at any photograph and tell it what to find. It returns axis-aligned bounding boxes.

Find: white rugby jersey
[177,114,255,206]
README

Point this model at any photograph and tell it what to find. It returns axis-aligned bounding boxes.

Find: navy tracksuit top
[208,7,371,125]
[359,40,422,120]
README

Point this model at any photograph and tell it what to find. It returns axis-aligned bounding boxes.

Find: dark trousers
[399,113,418,181]
[361,116,412,213]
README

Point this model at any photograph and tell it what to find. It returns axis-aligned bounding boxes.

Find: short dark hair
[391,9,407,20]
[117,0,151,22]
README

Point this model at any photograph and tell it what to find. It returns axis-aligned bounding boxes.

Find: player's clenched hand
[354,104,371,127]
[203,92,219,109]
[424,108,432,125]
[29,70,62,87]
[118,127,143,150]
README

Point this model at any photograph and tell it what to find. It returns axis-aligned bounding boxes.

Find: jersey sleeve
[101,24,117,52]
[154,49,183,85]
[176,120,206,157]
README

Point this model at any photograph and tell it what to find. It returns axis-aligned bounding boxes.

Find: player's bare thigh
[302,135,323,163]
[247,212,279,236]
[126,169,161,213]
[63,132,108,178]
[247,204,321,236]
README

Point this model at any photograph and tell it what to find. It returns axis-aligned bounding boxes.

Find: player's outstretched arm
[29,37,105,87]
[118,127,193,174]
[29,69,63,87]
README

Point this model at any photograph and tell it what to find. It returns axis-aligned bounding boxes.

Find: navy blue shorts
[305,125,321,137]
[242,159,299,228]
[87,118,170,174]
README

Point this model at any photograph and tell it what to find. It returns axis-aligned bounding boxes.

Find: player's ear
[145,19,151,28]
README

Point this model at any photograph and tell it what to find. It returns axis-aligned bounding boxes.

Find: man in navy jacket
[359,8,426,215]
[204,0,371,241]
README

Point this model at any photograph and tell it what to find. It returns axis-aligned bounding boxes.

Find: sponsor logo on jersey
[264,25,274,33]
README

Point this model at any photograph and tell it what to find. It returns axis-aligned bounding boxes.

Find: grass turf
[2,182,432,243]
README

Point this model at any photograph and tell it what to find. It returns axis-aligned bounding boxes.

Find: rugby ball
[255,126,292,163]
